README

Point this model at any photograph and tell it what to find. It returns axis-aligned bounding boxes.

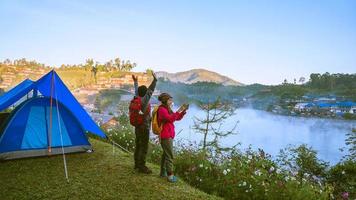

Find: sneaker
[138,166,152,174]
[167,175,178,183]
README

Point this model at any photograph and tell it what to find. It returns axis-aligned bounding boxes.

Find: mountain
[156,69,244,86]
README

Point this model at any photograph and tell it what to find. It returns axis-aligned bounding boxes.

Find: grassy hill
[0,139,221,200]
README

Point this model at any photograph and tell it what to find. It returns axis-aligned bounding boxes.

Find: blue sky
[0,0,355,85]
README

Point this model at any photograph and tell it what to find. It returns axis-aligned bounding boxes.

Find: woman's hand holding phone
[177,104,189,113]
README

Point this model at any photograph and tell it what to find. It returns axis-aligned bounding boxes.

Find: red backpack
[129,96,151,127]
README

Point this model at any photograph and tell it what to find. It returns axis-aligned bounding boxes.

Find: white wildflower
[291,171,298,176]
[248,155,252,160]
[242,181,247,186]
[269,166,275,173]
[254,170,262,176]
[276,169,281,174]
[223,169,228,175]
[227,168,231,173]
[341,170,345,175]
[285,176,289,181]
[199,164,204,168]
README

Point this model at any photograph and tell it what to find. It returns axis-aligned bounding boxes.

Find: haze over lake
[174,107,355,165]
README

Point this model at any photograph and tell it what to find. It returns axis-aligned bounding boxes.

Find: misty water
[174,106,355,165]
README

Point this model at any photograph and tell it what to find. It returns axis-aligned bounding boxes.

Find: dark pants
[160,138,174,175]
[134,125,149,168]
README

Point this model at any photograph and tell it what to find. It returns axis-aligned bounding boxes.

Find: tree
[283,79,288,85]
[299,77,305,84]
[309,73,321,88]
[85,58,94,70]
[193,98,238,152]
[294,78,297,85]
[114,58,121,70]
[343,128,356,161]
[146,68,153,75]
[105,60,113,70]
[121,60,125,71]
[91,62,98,82]
[3,59,11,65]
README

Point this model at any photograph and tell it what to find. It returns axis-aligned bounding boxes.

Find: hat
[158,93,172,102]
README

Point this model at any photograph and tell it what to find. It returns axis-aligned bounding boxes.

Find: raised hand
[152,71,157,81]
[132,74,138,82]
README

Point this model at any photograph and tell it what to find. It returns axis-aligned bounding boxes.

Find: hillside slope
[156,69,244,86]
[0,139,221,200]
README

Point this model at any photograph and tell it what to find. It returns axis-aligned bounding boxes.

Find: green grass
[0,139,221,200]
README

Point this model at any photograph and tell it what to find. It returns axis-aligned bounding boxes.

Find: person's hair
[138,85,147,97]
[158,93,173,113]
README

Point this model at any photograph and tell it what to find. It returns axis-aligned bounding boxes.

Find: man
[131,72,157,174]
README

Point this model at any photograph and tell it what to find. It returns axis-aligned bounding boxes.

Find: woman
[157,93,188,183]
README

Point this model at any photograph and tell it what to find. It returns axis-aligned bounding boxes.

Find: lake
[174,107,355,165]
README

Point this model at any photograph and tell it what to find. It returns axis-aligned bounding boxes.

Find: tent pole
[53,73,69,182]
[48,71,55,154]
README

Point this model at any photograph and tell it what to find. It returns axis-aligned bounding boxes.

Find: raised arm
[158,107,180,123]
[134,81,139,96]
[132,75,138,96]
[176,110,186,121]
[141,72,157,112]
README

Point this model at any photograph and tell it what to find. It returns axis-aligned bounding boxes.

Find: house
[316,101,356,114]
[349,106,356,114]
[335,102,356,113]
[294,103,314,112]
[314,96,336,102]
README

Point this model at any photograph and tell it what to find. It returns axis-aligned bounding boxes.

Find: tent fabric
[35,71,106,138]
[0,97,92,160]
[0,70,106,138]
[0,145,91,160]
[0,79,34,111]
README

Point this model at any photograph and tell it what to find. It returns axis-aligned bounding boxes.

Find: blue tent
[0,70,106,160]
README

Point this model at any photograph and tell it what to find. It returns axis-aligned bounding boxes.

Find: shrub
[327,160,356,199]
[173,145,329,200]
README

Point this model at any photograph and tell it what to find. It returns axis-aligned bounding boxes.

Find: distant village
[271,95,356,119]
